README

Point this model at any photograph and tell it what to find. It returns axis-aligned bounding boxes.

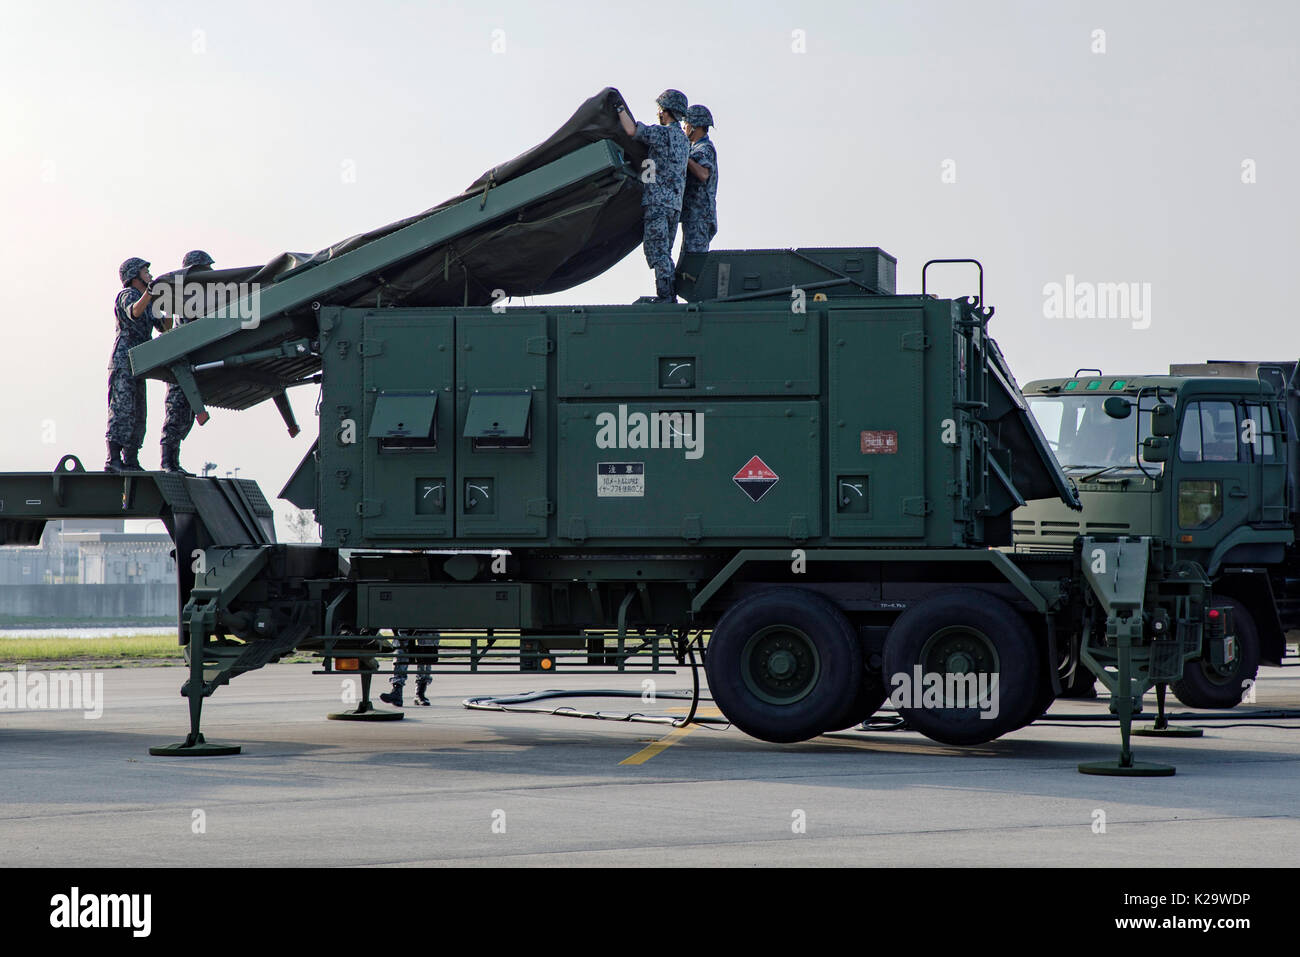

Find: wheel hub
[919,627,1000,708]
[742,626,821,705]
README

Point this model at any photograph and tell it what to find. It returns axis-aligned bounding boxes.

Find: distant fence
[0,584,177,623]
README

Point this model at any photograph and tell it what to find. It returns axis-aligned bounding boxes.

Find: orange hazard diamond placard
[733,455,779,502]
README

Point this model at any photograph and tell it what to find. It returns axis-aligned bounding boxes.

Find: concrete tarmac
[2,662,1298,866]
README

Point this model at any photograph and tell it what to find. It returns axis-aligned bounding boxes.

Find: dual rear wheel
[704,587,1041,746]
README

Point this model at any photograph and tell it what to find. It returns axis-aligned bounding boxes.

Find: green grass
[0,634,183,666]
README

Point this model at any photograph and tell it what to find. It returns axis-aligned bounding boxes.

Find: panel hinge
[902,497,932,516]
[901,332,931,351]
[525,498,554,517]
[357,499,382,517]
[358,338,385,357]
[526,336,554,355]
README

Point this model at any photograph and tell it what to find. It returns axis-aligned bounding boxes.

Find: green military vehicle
[0,92,1223,773]
[1018,362,1299,708]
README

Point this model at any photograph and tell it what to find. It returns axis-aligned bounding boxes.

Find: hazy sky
[2,0,1296,535]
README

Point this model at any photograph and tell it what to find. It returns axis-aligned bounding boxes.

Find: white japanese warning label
[733,455,779,502]
[597,462,645,497]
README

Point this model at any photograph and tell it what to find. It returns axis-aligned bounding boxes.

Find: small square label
[860,430,898,454]
[597,462,645,497]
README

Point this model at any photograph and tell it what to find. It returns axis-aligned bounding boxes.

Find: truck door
[1172,399,1255,551]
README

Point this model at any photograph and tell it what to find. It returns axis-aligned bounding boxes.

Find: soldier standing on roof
[615,89,689,301]
[106,258,169,473]
[678,104,718,261]
[158,249,215,475]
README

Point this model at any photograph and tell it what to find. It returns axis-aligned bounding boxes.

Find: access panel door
[456,313,550,539]
[828,308,926,539]
[360,314,456,542]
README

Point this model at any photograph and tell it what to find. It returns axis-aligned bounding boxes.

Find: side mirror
[1151,402,1176,437]
[1142,436,1171,463]
[1103,396,1132,419]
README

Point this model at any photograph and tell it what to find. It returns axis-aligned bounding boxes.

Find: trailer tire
[705,588,863,744]
[881,590,1040,745]
[1171,596,1261,710]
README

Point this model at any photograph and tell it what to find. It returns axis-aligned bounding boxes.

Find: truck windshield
[1027,395,1156,470]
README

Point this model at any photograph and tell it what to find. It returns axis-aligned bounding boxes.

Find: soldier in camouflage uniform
[380,629,438,707]
[615,89,690,301]
[106,258,168,473]
[679,104,719,258]
[159,250,215,475]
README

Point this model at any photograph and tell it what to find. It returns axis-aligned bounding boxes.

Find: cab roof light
[1064,380,1079,391]
[1085,380,1102,391]
[1110,380,1127,390]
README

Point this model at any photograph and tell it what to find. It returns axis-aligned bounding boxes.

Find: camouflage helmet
[182,249,214,269]
[685,104,714,129]
[118,257,150,287]
[655,89,689,119]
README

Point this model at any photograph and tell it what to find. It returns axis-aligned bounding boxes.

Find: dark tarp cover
[176,87,647,311]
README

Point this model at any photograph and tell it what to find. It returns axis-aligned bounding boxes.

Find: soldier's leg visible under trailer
[379,632,438,707]
[380,635,412,706]
[413,634,438,706]
[642,203,678,301]
[105,367,146,472]
[160,383,195,474]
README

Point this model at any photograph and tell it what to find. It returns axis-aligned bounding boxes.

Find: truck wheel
[1171,596,1261,710]
[705,588,863,743]
[881,590,1040,745]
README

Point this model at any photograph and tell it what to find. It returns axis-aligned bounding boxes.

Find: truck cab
[1015,368,1296,707]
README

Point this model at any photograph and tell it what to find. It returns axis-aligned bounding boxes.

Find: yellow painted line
[619,724,698,765]
[618,706,722,766]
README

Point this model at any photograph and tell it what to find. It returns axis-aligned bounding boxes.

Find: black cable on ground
[463,688,732,729]
[464,688,1300,735]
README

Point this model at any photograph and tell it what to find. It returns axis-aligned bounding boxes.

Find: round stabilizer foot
[149,741,241,756]
[1133,726,1204,738]
[1078,760,1175,776]
[327,708,403,721]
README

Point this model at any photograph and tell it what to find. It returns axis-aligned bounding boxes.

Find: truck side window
[1179,480,1223,529]
[1178,401,1238,463]
[1243,402,1278,463]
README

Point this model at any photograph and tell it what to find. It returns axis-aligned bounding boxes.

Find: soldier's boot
[379,683,404,707]
[160,444,193,476]
[104,441,125,474]
[414,679,431,706]
[121,447,143,472]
